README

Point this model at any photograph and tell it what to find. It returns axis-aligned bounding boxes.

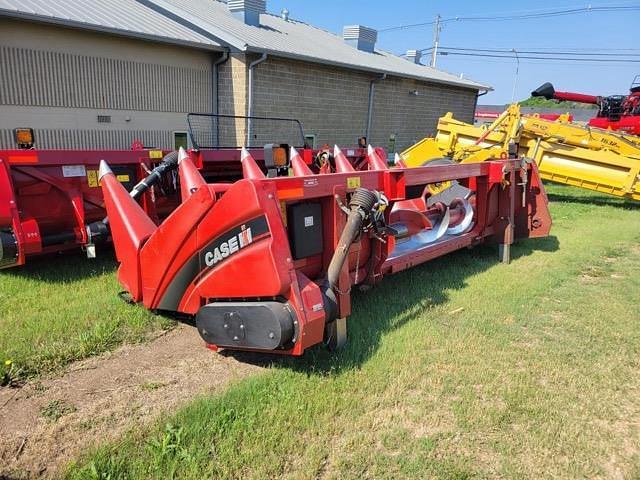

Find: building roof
[0,0,222,50]
[145,0,489,91]
[0,0,490,91]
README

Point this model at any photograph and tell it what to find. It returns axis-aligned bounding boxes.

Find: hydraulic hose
[87,150,180,246]
[128,150,179,201]
[323,188,378,321]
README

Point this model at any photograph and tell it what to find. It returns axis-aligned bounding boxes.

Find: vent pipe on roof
[343,25,377,53]
[228,0,266,27]
[281,8,289,21]
[406,50,422,64]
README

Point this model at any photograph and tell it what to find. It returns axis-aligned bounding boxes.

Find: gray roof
[146,0,489,91]
[0,0,222,50]
[0,0,489,91]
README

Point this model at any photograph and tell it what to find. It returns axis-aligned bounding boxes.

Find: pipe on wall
[211,50,229,147]
[366,73,387,143]
[247,52,268,147]
[473,88,488,124]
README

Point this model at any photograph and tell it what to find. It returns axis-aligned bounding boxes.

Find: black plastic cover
[531,82,556,99]
[196,301,296,350]
[287,202,323,260]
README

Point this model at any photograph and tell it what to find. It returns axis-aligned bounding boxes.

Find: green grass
[62,184,640,479]
[0,251,174,381]
[519,96,598,109]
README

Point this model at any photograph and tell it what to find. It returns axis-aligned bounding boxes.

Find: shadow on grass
[547,192,639,210]
[224,235,560,372]
[0,249,118,283]
[2,234,560,375]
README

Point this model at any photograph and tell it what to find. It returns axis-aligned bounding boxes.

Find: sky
[267,0,640,104]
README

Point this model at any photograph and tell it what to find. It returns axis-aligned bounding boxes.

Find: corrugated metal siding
[0,46,212,112]
[0,128,173,149]
[0,129,13,149]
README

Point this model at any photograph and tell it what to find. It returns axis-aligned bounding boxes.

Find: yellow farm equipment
[400,104,640,201]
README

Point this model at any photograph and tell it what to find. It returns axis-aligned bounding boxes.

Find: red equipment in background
[531,76,640,135]
[99,145,551,355]
[0,114,375,269]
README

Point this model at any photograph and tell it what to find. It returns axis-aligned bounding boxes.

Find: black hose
[129,150,179,201]
[86,150,180,245]
[326,188,377,289]
[323,188,377,321]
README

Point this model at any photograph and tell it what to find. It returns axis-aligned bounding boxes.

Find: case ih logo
[199,216,269,269]
[204,227,253,267]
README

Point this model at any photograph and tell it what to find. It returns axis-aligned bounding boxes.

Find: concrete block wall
[213,53,248,147]
[251,56,370,148]
[251,56,477,152]
[371,77,477,152]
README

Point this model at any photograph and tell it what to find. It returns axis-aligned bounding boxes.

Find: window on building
[304,134,316,149]
[174,132,189,150]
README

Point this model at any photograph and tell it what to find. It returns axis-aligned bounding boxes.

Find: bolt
[269,332,275,339]
[223,324,228,329]
[233,336,239,341]
[268,193,274,199]
[239,324,244,329]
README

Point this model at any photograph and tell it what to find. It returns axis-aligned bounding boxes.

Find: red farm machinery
[1,114,551,355]
[0,116,369,268]
[532,76,640,135]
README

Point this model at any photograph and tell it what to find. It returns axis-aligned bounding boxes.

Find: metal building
[0,0,490,152]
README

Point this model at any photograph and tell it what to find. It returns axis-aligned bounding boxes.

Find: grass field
[43,184,639,479]
[0,251,173,382]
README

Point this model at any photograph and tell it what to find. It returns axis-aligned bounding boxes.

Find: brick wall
[214,53,248,147]
[251,56,370,148]
[371,78,477,152]
[250,56,477,152]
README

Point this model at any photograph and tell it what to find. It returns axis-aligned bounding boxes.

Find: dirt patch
[0,325,264,478]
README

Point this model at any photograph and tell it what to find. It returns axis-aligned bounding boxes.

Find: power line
[437,51,640,63]
[436,46,640,57]
[379,5,640,32]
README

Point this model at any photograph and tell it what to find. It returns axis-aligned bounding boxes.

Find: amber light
[14,128,34,148]
[273,147,287,166]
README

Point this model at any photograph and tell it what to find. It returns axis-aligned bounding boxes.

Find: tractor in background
[531,76,640,136]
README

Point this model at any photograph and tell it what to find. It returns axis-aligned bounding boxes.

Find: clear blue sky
[268,0,640,104]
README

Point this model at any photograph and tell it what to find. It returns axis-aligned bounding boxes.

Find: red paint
[99,152,551,356]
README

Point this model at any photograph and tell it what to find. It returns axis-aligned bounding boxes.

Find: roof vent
[406,50,422,64]
[281,8,289,21]
[343,25,377,53]
[228,0,266,27]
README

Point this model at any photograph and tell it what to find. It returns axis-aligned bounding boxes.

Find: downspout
[212,50,229,147]
[473,88,488,124]
[366,73,387,143]
[247,52,268,147]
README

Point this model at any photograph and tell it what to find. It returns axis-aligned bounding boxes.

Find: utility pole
[431,14,441,67]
